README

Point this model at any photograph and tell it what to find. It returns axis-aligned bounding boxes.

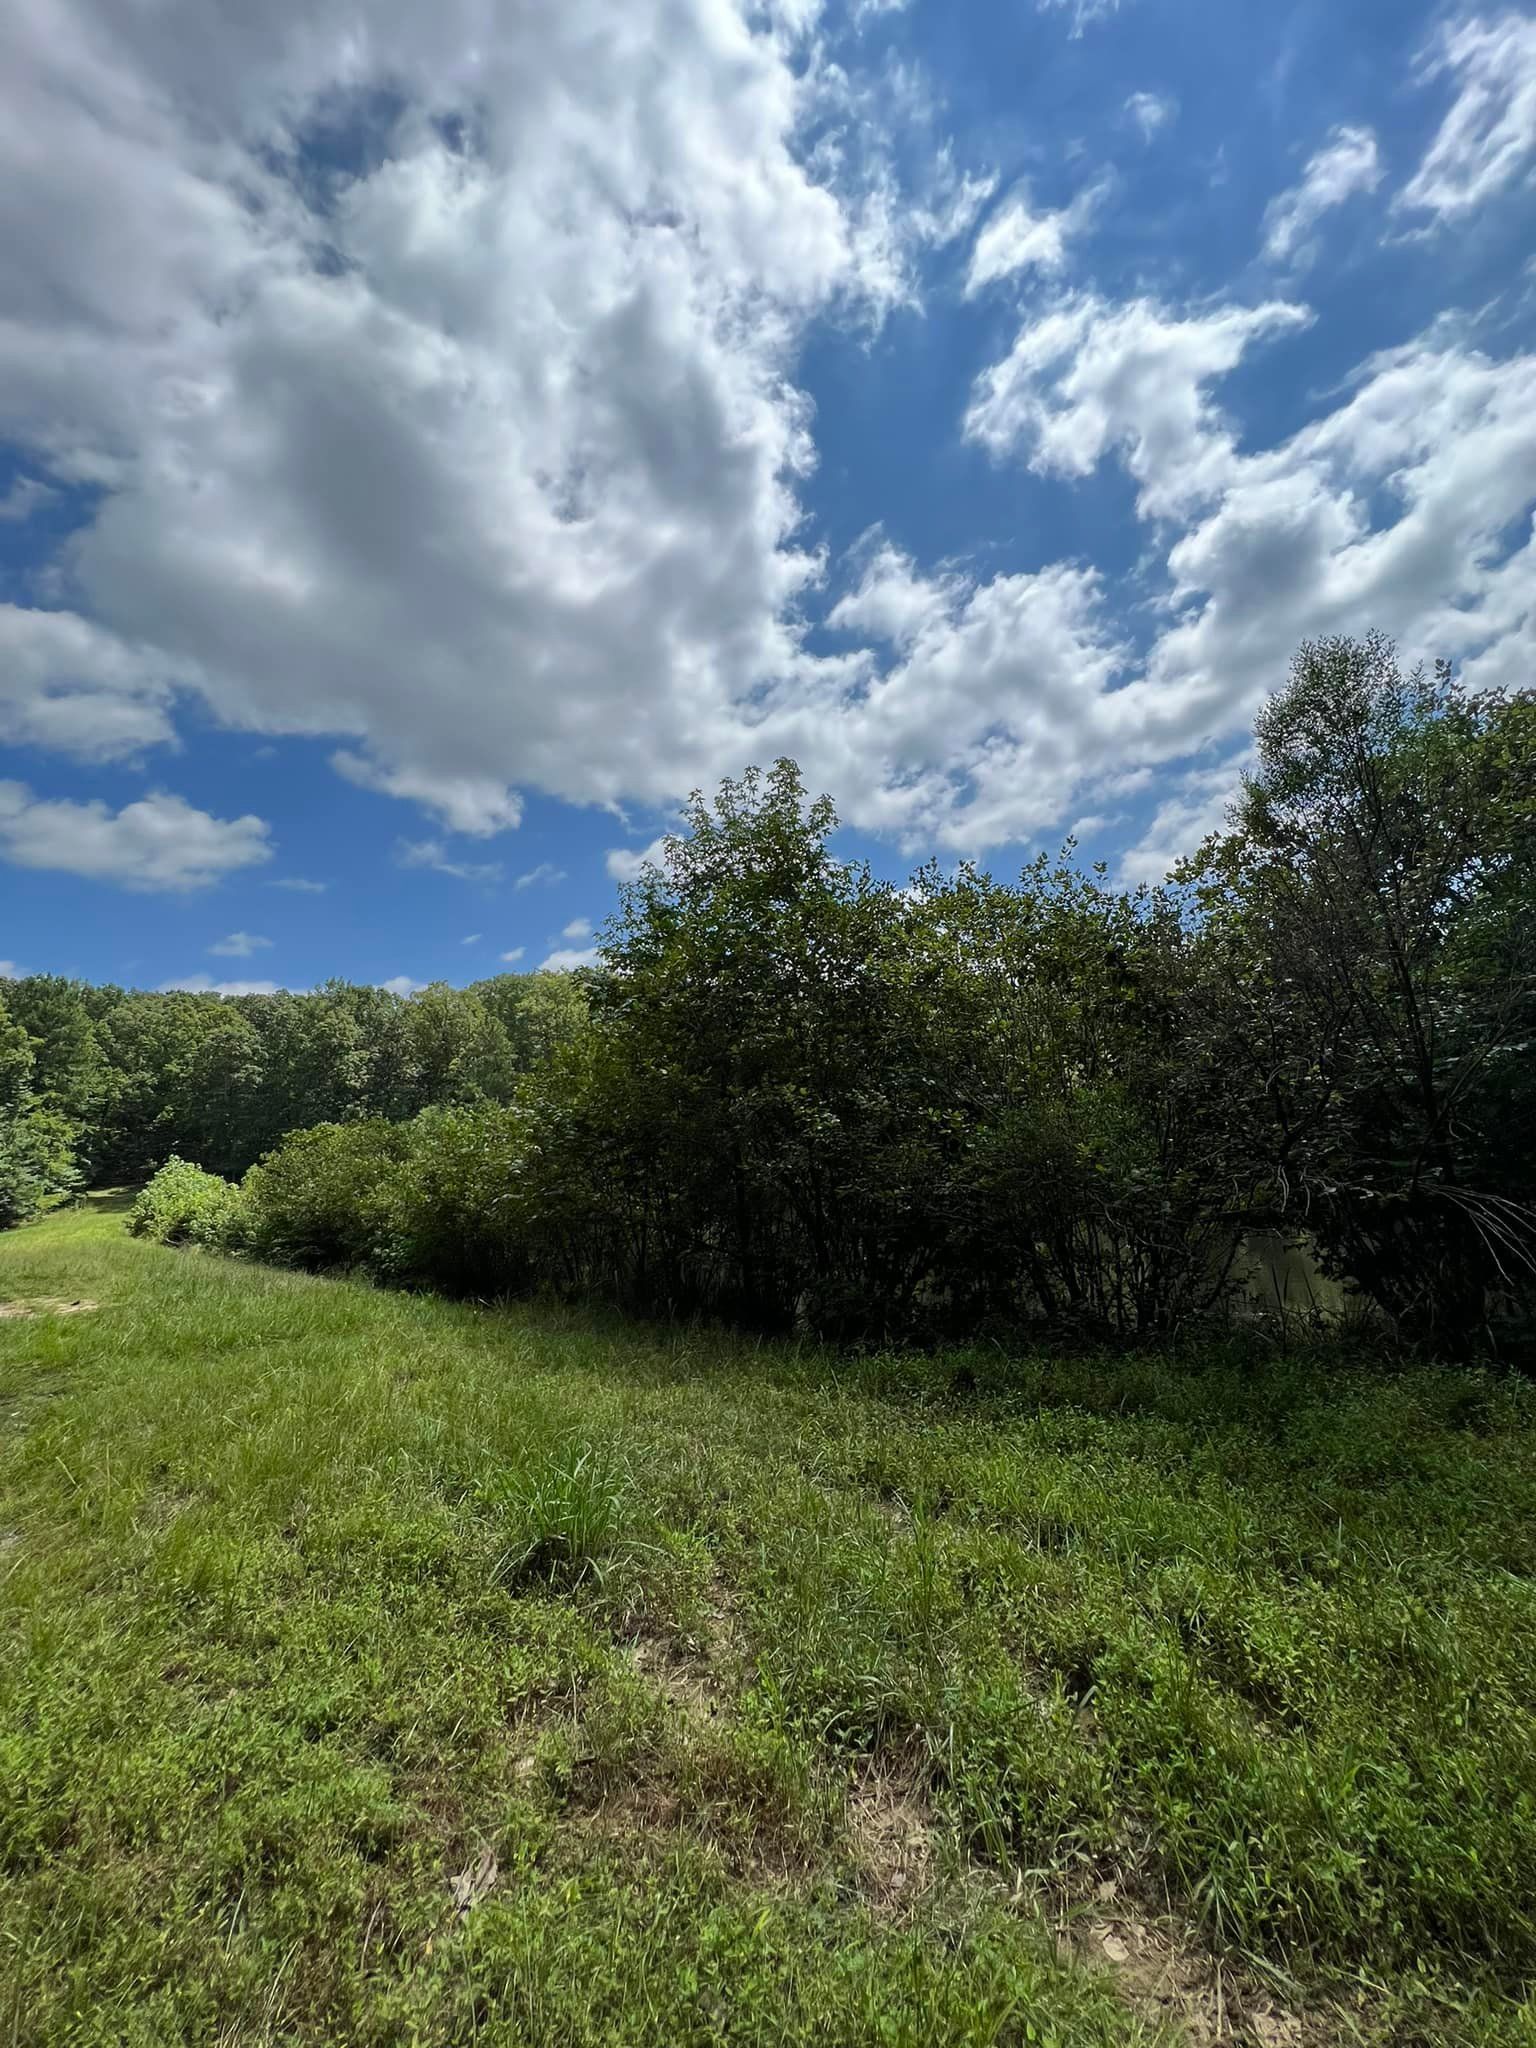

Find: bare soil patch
[847,1761,935,1915]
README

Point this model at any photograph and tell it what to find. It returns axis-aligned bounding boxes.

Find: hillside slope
[2,1202,1534,2046]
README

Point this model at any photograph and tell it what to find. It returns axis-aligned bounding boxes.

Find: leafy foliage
[0,987,79,1228]
[9,635,1535,1356]
[128,1156,251,1251]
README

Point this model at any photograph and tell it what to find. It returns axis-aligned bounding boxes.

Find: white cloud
[0,962,21,979]
[515,863,567,890]
[856,295,1536,850]
[1116,754,1249,886]
[1263,126,1381,264]
[271,876,326,893]
[461,932,482,945]
[965,292,1312,519]
[500,946,526,964]
[161,974,280,995]
[1400,12,1536,222]
[538,945,601,971]
[604,837,670,882]
[209,931,272,957]
[380,976,425,997]
[965,179,1106,295]
[560,917,593,941]
[332,751,523,836]
[1124,92,1176,143]
[0,0,956,838]
[396,839,502,885]
[0,783,271,890]
[818,541,1130,846]
[0,605,181,760]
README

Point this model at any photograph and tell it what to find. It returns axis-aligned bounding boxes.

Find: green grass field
[3,1201,1535,2046]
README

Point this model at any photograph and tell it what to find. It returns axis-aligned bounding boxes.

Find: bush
[129,1157,249,1250]
[369,1103,534,1295]
[238,1120,413,1270]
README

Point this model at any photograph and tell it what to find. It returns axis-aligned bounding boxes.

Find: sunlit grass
[2,1202,1534,2044]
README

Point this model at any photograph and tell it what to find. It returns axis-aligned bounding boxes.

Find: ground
[2,1199,1534,2046]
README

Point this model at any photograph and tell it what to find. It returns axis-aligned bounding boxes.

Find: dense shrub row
[127,636,1536,1358]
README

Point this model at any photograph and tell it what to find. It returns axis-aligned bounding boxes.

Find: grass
[2,1200,1535,2046]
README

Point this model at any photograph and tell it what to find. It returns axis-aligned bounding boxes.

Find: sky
[1,0,1534,995]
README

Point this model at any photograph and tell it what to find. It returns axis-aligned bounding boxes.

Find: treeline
[0,969,588,1220]
[114,637,1536,1361]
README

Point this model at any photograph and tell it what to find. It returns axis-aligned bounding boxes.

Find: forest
[4,634,1535,1361]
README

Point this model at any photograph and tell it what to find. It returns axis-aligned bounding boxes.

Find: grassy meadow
[3,1198,1535,2046]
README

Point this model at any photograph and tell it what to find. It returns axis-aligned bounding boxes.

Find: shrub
[129,1156,249,1250]
[238,1120,413,1270]
[369,1103,534,1295]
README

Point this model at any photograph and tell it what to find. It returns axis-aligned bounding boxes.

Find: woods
[9,636,1536,1359]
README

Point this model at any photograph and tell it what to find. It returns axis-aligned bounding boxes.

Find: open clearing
[2,1201,1534,2046]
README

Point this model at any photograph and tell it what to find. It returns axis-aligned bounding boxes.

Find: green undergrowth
[2,1200,1535,2045]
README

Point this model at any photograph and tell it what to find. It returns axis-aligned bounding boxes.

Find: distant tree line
[0,968,587,1212]
[17,635,1536,1359]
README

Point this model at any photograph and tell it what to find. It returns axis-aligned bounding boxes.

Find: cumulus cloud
[880,292,1536,848]
[0,783,271,890]
[1116,754,1250,886]
[500,946,526,964]
[1263,126,1382,264]
[161,974,280,995]
[0,605,181,760]
[0,962,22,979]
[1124,92,1176,143]
[965,179,1106,294]
[538,945,601,971]
[380,976,425,997]
[515,863,567,890]
[965,293,1312,519]
[3,0,1530,877]
[560,917,593,941]
[332,752,523,836]
[605,837,670,882]
[1400,12,1536,221]
[209,931,272,957]
[0,0,962,844]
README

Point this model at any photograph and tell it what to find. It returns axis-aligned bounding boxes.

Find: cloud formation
[1400,12,1536,221]
[0,783,271,890]
[1263,126,1381,264]
[965,179,1106,294]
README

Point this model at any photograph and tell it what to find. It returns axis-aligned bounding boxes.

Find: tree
[470,972,590,1073]
[0,989,80,1227]
[1183,633,1536,1352]
[2,976,106,1121]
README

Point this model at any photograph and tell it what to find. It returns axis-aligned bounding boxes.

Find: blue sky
[2,0,1534,992]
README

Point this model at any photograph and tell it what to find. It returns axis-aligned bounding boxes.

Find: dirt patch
[627,1634,728,1720]
[1063,1890,1316,2048]
[848,1762,935,1915]
[0,1296,98,1320]
[622,1574,745,1723]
